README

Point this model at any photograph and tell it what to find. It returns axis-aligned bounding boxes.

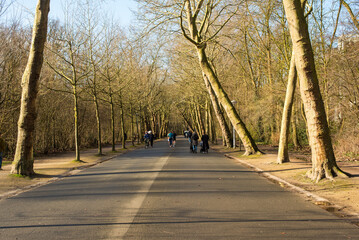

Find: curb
[224,154,359,224]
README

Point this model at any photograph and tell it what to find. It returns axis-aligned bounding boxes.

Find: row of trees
[1,0,358,182]
[136,0,359,181]
[0,0,174,174]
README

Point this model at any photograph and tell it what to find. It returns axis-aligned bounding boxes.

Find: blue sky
[5,0,137,26]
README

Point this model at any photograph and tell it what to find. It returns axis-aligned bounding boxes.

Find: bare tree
[180,0,261,155]
[11,0,50,176]
[283,0,350,181]
[277,51,297,163]
[341,0,359,32]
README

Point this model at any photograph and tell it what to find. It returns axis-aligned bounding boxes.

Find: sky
[4,0,137,27]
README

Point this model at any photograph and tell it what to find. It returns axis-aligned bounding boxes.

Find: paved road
[0,137,358,239]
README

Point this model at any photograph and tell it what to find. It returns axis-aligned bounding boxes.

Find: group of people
[143,131,155,148]
[167,131,177,147]
[145,129,209,153]
[184,130,209,153]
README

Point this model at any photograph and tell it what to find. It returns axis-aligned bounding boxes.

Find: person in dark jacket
[144,131,150,149]
[191,131,199,153]
[187,130,192,143]
[148,130,154,147]
[201,132,209,153]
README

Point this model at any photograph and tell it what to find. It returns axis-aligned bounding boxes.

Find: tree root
[306,166,351,183]
[242,150,264,156]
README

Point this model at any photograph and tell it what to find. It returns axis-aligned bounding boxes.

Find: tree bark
[196,104,205,135]
[283,0,350,181]
[197,47,261,155]
[110,94,116,151]
[120,98,126,149]
[94,95,102,155]
[291,105,301,148]
[277,51,297,163]
[203,74,232,147]
[205,100,209,134]
[130,103,135,146]
[11,0,50,176]
[73,85,80,162]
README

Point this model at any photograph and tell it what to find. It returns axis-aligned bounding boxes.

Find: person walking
[201,132,210,153]
[167,131,174,147]
[191,131,199,153]
[187,130,192,143]
[148,131,154,148]
[172,131,177,147]
[144,131,150,149]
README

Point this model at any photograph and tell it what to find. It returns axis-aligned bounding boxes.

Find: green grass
[71,159,86,163]
[1,160,12,166]
[9,174,32,179]
[234,153,261,159]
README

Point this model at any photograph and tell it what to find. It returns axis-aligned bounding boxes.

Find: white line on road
[108,153,172,239]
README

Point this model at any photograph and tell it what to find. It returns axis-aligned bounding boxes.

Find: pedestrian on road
[187,130,192,143]
[172,131,177,147]
[200,132,209,153]
[167,131,174,147]
[144,131,150,149]
[148,130,154,148]
[191,131,199,153]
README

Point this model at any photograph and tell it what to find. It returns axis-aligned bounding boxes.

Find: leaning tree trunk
[277,51,297,164]
[203,74,232,147]
[11,0,50,176]
[196,105,205,135]
[283,0,349,181]
[341,0,359,32]
[197,47,260,155]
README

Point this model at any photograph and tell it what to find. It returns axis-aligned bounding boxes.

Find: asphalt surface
[0,137,358,239]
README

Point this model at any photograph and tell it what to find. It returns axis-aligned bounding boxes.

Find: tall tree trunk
[110,95,116,151]
[130,103,134,146]
[73,86,80,162]
[190,106,200,132]
[180,112,194,131]
[120,96,126,149]
[136,111,140,144]
[11,0,50,176]
[94,95,102,155]
[283,0,349,181]
[266,4,276,144]
[209,106,217,144]
[278,51,297,164]
[291,103,301,148]
[205,100,210,134]
[197,47,260,155]
[196,105,205,135]
[203,74,232,147]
